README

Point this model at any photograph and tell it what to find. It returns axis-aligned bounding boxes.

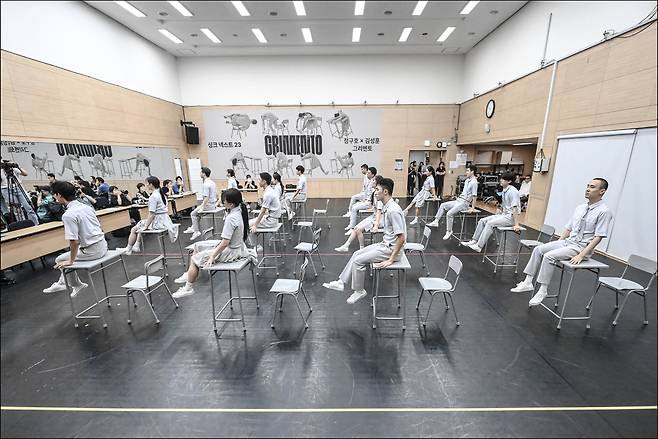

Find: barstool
[292,194,308,220]
[119,159,133,178]
[451,209,481,241]
[482,225,526,273]
[197,207,226,240]
[137,224,187,278]
[422,197,440,224]
[371,254,411,330]
[255,223,284,276]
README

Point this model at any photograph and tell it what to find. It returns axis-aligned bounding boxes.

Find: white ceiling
[85,1,527,56]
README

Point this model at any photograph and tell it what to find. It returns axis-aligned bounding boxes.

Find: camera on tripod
[1,160,20,171]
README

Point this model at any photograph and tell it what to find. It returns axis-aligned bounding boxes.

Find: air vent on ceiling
[177,48,197,55]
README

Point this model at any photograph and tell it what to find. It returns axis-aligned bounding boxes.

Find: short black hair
[296,165,305,174]
[108,185,118,192]
[162,179,171,187]
[361,163,369,170]
[259,172,272,185]
[51,181,77,201]
[73,175,83,182]
[378,178,394,196]
[176,175,183,181]
[272,172,282,184]
[466,164,478,174]
[501,172,515,183]
[201,167,211,177]
[227,169,235,177]
[96,177,104,183]
[593,177,608,190]
[368,166,377,176]
[47,173,55,179]
[137,182,144,189]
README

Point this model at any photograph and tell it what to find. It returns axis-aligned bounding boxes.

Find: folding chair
[404,226,432,276]
[293,228,325,277]
[121,255,178,325]
[417,255,463,327]
[269,258,312,329]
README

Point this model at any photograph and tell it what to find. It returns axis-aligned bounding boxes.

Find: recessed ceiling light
[159,11,168,16]
[354,1,365,16]
[115,1,146,18]
[437,26,455,42]
[460,1,480,15]
[269,11,278,16]
[384,10,392,15]
[158,29,183,44]
[377,32,385,36]
[301,28,313,43]
[252,28,267,43]
[421,32,428,36]
[293,1,306,16]
[468,32,475,35]
[352,27,362,42]
[233,34,239,37]
[512,142,534,146]
[231,1,250,16]
[201,28,221,43]
[168,1,193,17]
[412,1,428,16]
[190,33,198,37]
[399,27,412,42]
[489,10,499,14]
[280,33,288,37]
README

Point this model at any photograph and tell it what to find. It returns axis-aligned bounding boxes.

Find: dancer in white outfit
[249,172,282,233]
[428,165,478,240]
[461,172,521,252]
[336,175,384,252]
[510,178,612,307]
[345,167,377,231]
[183,167,218,241]
[343,164,371,217]
[323,178,406,305]
[404,166,436,225]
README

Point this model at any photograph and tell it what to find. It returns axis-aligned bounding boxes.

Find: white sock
[184,281,193,289]
[537,283,547,294]
[524,275,533,285]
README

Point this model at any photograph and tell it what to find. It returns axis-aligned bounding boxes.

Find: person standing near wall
[407,161,417,197]
[436,161,447,199]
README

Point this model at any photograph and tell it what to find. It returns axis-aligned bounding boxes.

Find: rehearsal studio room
[1,1,657,437]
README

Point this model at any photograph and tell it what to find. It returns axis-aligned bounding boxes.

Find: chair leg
[316,249,326,269]
[642,291,648,325]
[300,286,312,311]
[293,251,300,276]
[423,293,436,327]
[612,292,632,326]
[447,292,460,326]
[419,251,430,276]
[164,282,179,308]
[141,289,160,324]
[308,252,318,277]
[443,293,450,310]
[126,290,133,324]
[294,295,309,328]
[586,283,602,310]
[416,288,425,310]
[270,294,279,328]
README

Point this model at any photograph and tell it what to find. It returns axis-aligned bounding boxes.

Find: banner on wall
[203,108,382,179]
[0,140,176,182]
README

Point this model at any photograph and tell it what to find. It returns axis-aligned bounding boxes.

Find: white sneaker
[183,226,194,234]
[461,240,476,246]
[344,229,353,236]
[172,284,195,298]
[410,217,419,225]
[510,282,534,293]
[174,273,188,284]
[342,212,350,218]
[69,282,88,298]
[468,243,482,253]
[334,245,349,253]
[442,232,451,240]
[529,289,548,306]
[190,231,202,241]
[255,245,263,253]
[347,290,368,304]
[124,245,133,256]
[43,282,67,293]
[344,225,352,231]
[322,280,345,291]
[131,242,141,253]
[427,219,439,227]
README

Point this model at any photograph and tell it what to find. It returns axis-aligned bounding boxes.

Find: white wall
[177,55,464,106]
[1,1,181,104]
[461,1,657,101]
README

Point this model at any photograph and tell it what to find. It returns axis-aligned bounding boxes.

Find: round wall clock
[486,99,495,118]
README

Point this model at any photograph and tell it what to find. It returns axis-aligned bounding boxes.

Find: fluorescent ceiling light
[252,28,268,43]
[115,1,145,17]
[201,28,221,43]
[399,27,412,42]
[412,1,428,16]
[352,27,362,42]
[168,1,193,17]
[512,142,534,146]
[460,1,480,15]
[354,1,365,16]
[231,1,250,16]
[293,1,306,16]
[301,28,313,43]
[437,26,455,42]
[159,29,183,44]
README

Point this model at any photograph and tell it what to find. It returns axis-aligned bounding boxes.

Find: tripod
[1,165,39,227]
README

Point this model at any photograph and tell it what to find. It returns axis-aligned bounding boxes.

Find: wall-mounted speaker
[185,126,199,144]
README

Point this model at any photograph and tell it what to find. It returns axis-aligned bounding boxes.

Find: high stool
[118,159,133,178]
[197,207,226,240]
[291,194,308,221]
[312,199,331,230]
[203,258,258,335]
[58,249,130,328]
[450,209,481,242]
[422,197,440,224]
[371,254,411,330]
[255,223,284,276]
[515,224,556,273]
[137,225,187,278]
[482,225,526,273]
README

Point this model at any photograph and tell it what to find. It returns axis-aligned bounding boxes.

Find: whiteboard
[606,128,657,261]
[544,131,635,252]
[187,158,203,201]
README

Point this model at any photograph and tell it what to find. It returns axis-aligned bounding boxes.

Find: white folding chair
[294,209,316,243]
[269,258,312,329]
[121,256,178,325]
[293,228,325,277]
[586,254,657,326]
[313,199,331,230]
[404,226,432,276]
[417,255,463,327]
[515,224,556,273]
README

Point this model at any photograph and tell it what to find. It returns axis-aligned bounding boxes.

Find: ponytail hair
[426,165,436,181]
[146,176,166,205]
[223,188,248,242]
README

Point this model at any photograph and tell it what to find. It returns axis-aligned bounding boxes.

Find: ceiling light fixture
[293,1,306,16]
[200,28,221,43]
[252,28,268,43]
[437,26,455,42]
[354,1,365,16]
[512,142,534,146]
[399,27,412,42]
[352,27,362,42]
[412,1,428,16]
[231,1,250,16]
[158,29,183,44]
[301,27,313,43]
[115,1,145,17]
[460,1,480,15]
[168,1,193,17]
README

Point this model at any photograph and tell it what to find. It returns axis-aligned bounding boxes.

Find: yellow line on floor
[1,405,656,414]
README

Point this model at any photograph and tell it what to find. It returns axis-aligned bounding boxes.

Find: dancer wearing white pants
[324,178,406,305]
[428,165,479,240]
[511,178,612,307]
[461,172,521,252]
[346,167,377,230]
[344,164,371,216]
[184,166,218,241]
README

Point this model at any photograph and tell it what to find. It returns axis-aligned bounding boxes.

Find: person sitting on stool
[403,165,436,225]
[183,167,218,241]
[343,163,370,217]
[173,189,254,298]
[249,172,282,239]
[42,181,109,297]
[323,178,406,305]
[344,167,377,232]
[510,178,612,307]
[461,172,521,252]
[336,175,384,252]
[427,165,479,240]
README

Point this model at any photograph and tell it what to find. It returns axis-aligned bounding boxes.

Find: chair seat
[497,226,526,232]
[404,243,425,252]
[121,275,162,290]
[198,208,225,215]
[256,223,283,233]
[269,279,300,293]
[294,243,317,252]
[204,258,251,272]
[419,277,452,292]
[296,221,313,228]
[138,228,168,235]
[599,277,645,291]
[519,239,542,248]
[67,249,126,270]
[373,254,411,270]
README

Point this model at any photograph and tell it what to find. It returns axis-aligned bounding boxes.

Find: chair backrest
[324,198,330,211]
[144,255,165,289]
[297,258,309,284]
[312,228,322,246]
[421,226,432,248]
[444,255,463,292]
[625,254,657,290]
[538,224,556,243]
